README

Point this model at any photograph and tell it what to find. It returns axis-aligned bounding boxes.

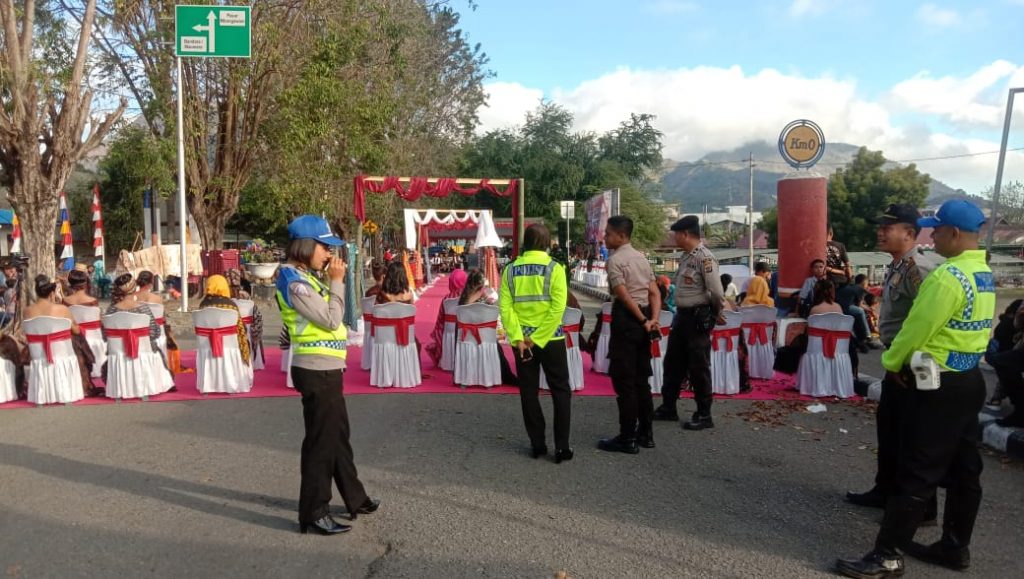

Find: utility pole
[987,87,1023,253]
[748,152,755,270]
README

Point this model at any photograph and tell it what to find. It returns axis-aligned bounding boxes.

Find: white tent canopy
[403,209,502,249]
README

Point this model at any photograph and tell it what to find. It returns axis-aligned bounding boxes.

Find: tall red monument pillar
[777,174,827,296]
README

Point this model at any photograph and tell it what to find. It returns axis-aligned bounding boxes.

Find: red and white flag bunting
[92,183,104,257]
[10,213,20,254]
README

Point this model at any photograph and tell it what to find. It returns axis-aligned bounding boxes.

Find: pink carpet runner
[1,276,816,410]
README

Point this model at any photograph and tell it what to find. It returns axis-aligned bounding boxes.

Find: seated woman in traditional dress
[26,274,97,396]
[63,270,98,307]
[198,275,250,365]
[227,268,263,365]
[106,273,167,373]
[375,260,420,360]
[458,268,517,386]
[425,269,467,368]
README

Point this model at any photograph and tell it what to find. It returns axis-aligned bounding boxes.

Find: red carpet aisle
[0,276,822,409]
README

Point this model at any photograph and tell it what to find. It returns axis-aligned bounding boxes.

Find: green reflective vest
[499,251,567,348]
[276,266,347,361]
[882,249,995,372]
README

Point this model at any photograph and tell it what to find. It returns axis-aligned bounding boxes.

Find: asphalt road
[4,291,1021,578]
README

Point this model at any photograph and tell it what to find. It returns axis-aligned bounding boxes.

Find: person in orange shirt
[742,262,775,307]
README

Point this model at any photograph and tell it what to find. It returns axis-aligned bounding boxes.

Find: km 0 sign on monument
[778,119,826,170]
[175,5,251,58]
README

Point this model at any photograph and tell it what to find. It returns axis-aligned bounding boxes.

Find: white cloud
[916,3,961,28]
[789,0,830,18]
[645,0,700,15]
[477,82,544,132]
[888,60,1023,128]
[478,61,1024,194]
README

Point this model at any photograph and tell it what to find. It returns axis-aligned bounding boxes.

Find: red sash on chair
[710,327,742,352]
[650,325,671,357]
[743,322,774,346]
[443,314,457,324]
[155,317,166,327]
[77,320,102,332]
[241,315,253,327]
[601,313,611,324]
[458,320,498,344]
[195,325,238,358]
[807,327,849,359]
[562,323,581,349]
[363,312,374,326]
[372,316,415,346]
[106,327,151,359]
[27,329,73,364]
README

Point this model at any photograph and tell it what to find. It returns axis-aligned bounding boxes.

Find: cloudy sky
[459,0,1024,193]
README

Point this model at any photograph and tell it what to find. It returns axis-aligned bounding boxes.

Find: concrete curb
[570,281,610,302]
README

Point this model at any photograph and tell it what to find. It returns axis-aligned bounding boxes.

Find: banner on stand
[584,190,619,245]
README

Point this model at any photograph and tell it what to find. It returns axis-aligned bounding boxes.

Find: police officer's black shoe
[652,405,679,421]
[682,414,714,431]
[554,448,574,463]
[299,515,352,535]
[835,549,904,578]
[530,445,549,459]
[637,430,655,448]
[598,435,640,454]
[846,487,887,509]
[905,540,970,571]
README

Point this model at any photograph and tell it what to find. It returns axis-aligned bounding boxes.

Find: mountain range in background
[656,141,984,213]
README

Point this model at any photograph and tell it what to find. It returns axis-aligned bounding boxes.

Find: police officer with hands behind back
[847,204,938,525]
[276,216,380,536]
[597,215,662,454]
[499,224,573,464]
[836,200,995,578]
[653,216,724,431]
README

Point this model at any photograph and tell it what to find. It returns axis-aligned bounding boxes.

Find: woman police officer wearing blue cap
[276,215,380,535]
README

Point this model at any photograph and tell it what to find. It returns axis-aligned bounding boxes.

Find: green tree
[757,207,778,248]
[828,147,930,250]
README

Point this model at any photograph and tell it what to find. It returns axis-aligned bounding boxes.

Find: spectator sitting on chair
[984,298,1024,409]
[722,273,738,307]
[794,259,827,318]
[198,275,250,366]
[837,273,883,352]
[63,270,98,307]
[741,262,775,307]
[364,259,388,298]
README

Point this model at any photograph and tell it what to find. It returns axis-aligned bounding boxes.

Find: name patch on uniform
[511,264,549,278]
[974,272,995,293]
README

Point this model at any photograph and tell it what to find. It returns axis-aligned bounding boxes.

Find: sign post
[560,201,575,260]
[174,5,251,312]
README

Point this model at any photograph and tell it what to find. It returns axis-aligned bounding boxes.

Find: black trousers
[661,307,713,416]
[515,338,572,451]
[292,366,368,524]
[989,348,1024,408]
[608,303,654,438]
[876,368,986,551]
[874,378,910,496]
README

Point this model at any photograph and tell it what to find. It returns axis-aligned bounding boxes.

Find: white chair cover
[776,317,808,347]
[439,298,460,372]
[370,303,420,388]
[798,313,855,398]
[233,298,264,370]
[281,343,294,389]
[69,304,107,378]
[540,308,586,391]
[710,310,743,395]
[24,316,84,405]
[193,307,254,394]
[148,302,168,363]
[453,303,502,388]
[591,302,613,373]
[649,309,675,394]
[103,311,175,400]
[0,357,16,403]
[359,296,376,371]
[740,305,777,379]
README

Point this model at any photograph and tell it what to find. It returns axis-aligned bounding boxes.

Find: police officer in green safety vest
[837,200,995,578]
[276,215,379,536]
[499,224,573,464]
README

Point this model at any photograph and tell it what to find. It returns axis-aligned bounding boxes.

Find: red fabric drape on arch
[353,176,518,222]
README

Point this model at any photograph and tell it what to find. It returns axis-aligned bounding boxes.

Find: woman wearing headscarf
[425,268,467,368]
[228,267,263,367]
[199,275,250,365]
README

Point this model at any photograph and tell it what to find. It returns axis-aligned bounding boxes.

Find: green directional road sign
[175,5,251,58]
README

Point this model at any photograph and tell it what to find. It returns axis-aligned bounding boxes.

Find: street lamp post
[560,201,575,260]
[987,87,1023,253]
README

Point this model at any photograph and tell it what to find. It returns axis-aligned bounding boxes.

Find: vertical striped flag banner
[59,191,74,271]
[10,213,21,254]
[92,184,104,258]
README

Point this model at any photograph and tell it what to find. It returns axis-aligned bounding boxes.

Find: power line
[675,145,1024,169]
